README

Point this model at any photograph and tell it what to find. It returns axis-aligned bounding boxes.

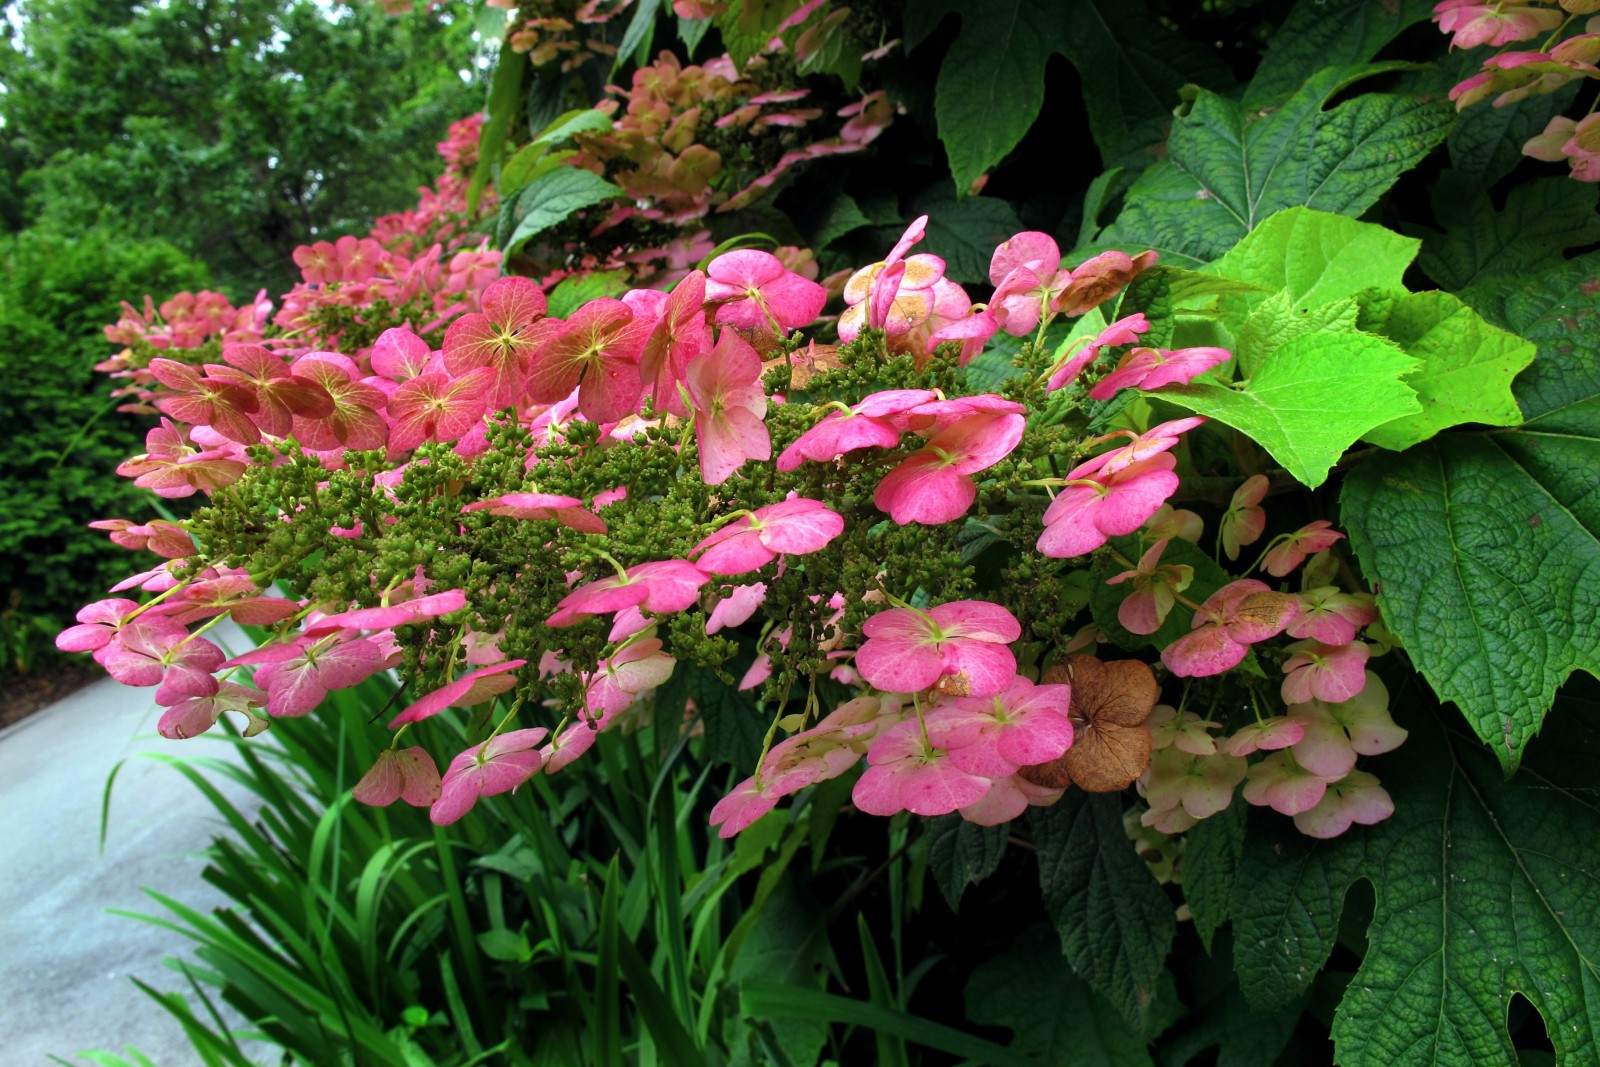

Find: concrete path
[0,629,261,1065]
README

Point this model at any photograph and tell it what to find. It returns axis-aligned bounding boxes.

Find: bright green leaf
[1031,793,1176,1034]
[503,168,624,255]
[966,932,1153,1066]
[1232,293,1360,378]
[545,270,629,319]
[1205,207,1420,312]
[498,148,577,201]
[1357,289,1535,450]
[923,815,1007,911]
[1156,332,1420,488]
[1101,66,1453,265]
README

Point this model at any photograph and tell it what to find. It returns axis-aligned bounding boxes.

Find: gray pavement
[0,639,263,1065]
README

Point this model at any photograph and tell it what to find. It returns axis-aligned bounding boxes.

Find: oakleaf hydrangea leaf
[1031,792,1176,1034]
[1356,290,1535,451]
[1101,66,1452,265]
[1342,259,1600,769]
[1243,0,1436,108]
[1179,803,1245,954]
[1206,207,1420,312]
[1232,292,1360,378]
[502,168,624,256]
[1232,695,1600,1065]
[966,932,1153,1066]
[924,814,1007,911]
[1156,332,1419,488]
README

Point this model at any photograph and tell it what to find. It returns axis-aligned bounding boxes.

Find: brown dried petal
[1019,655,1158,793]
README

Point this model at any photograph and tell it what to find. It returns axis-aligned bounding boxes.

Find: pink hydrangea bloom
[1219,474,1268,561]
[1287,673,1408,778]
[692,498,845,575]
[638,269,711,416]
[389,659,528,727]
[1242,750,1338,816]
[1292,770,1395,838]
[546,561,710,627]
[1037,454,1181,559]
[1106,538,1193,635]
[874,411,1025,525]
[775,389,938,470]
[704,249,827,332]
[1087,345,1231,401]
[1140,747,1246,821]
[1288,587,1379,645]
[1432,1,1562,50]
[432,728,549,825]
[353,747,443,807]
[1262,520,1344,577]
[923,676,1075,777]
[1222,716,1305,757]
[1281,640,1371,705]
[685,331,770,484]
[386,366,494,452]
[584,639,676,717]
[1161,579,1300,678]
[855,600,1021,697]
[56,597,143,654]
[245,636,385,718]
[705,582,768,633]
[1045,313,1150,393]
[158,682,268,741]
[462,492,608,534]
[854,718,993,817]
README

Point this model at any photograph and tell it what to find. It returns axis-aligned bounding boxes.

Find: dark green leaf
[1032,792,1176,1034]
[1101,66,1453,265]
[967,930,1153,1066]
[1180,802,1245,953]
[923,814,1008,910]
[658,661,766,768]
[503,168,624,255]
[907,191,1025,285]
[1244,0,1435,108]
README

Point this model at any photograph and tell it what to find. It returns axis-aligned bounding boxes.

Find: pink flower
[638,269,711,416]
[1288,588,1378,645]
[462,492,608,534]
[775,389,937,470]
[371,327,435,380]
[706,582,768,633]
[56,597,143,654]
[206,344,335,437]
[1037,454,1181,559]
[874,411,1025,525]
[1146,703,1221,756]
[1087,346,1231,401]
[288,353,390,451]
[855,600,1021,696]
[986,231,1070,336]
[244,636,385,718]
[692,498,844,574]
[88,519,194,560]
[584,639,676,717]
[1222,716,1305,757]
[1106,539,1193,635]
[1140,747,1246,820]
[353,747,443,807]
[386,366,495,452]
[1045,313,1150,393]
[546,561,710,627]
[442,275,552,410]
[115,419,246,498]
[1287,673,1408,778]
[157,682,268,741]
[1292,770,1395,838]
[837,254,949,343]
[1432,1,1562,50]
[389,660,527,727]
[147,358,262,444]
[431,727,549,825]
[704,249,827,332]
[853,718,992,817]
[1281,640,1370,705]
[923,676,1074,777]
[304,589,467,637]
[1242,750,1338,816]
[1262,520,1344,577]
[685,331,770,484]
[527,298,648,423]
[1219,474,1268,560]
[1161,579,1300,677]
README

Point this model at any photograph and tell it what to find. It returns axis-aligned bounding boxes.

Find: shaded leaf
[924,814,1008,911]
[503,168,624,255]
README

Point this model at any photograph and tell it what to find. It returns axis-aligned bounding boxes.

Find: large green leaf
[1155,332,1419,489]
[1231,693,1600,1066]
[1205,207,1419,312]
[1178,802,1245,954]
[1031,793,1176,1034]
[1100,66,1453,265]
[1243,0,1436,108]
[906,0,1228,192]
[1342,259,1600,769]
[966,932,1153,1066]
[502,168,625,255]
[1356,289,1535,451]
[1417,174,1600,306]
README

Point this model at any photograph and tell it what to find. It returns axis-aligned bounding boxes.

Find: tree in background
[0,0,480,297]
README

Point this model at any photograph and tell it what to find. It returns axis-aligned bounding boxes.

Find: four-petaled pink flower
[874,411,1025,525]
[443,275,554,410]
[1292,770,1395,838]
[236,636,385,718]
[704,249,827,333]
[692,497,845,575]
[1038,453,1181,559]
[527,297,648,423]
[776,388,937,470]
[546,561,710,627]
[1288,587,1378,645]
[1088,345,1231,400]
[432,727,549,825]
[158,682,268,741]
[386,366,495,452]
[1045,313,1150,393]
[353,746,443,807]
[1161,579,1300,677]
[389,659,528,727]
[853,718,992,817]
[462,492,608,534]
[685,331,770,484]
[1286,673,1408,778]
[1281,640,1370,705]
[1106,538,1193,635]
[923,676,1074,777]
[855,600,1020,697]
[1432,1,1561,50]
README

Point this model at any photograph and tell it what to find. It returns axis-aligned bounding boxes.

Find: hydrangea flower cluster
[1434,0,1600,180]
[66,186,1403,846]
